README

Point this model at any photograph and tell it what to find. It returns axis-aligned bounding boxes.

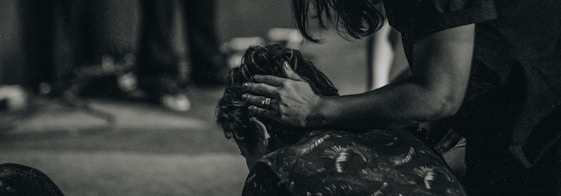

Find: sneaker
[160,93,191,112]
[137,74,191,112]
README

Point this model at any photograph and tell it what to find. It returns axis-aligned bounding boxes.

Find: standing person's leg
[137,0,177,79]
[137,0,190,111]
[88,0,139,60]
[18,0,56,91]
[52,0,93,94]
[183,0,226,85]
[20,0,94,94]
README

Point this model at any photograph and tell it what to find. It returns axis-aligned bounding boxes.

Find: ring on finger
[261,97,272,108]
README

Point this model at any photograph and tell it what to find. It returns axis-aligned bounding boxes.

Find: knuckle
[252,96,261,103]
[255,85,265,93]
[290,73,298,79]
[264,110,273,118]
[281,80,290,87]
[264,77,273,83]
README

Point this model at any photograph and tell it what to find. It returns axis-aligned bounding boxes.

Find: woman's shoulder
[384,0,497,39]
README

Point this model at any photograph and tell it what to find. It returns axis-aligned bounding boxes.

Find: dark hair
[216,44,338,152]
[292,0,384,42]
[0,163,64,196]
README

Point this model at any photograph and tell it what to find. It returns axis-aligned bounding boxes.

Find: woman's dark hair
[292,0,384,42]
[217,44,338,152]
[0,163,64,196]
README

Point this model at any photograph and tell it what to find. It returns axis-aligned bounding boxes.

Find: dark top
[242,129,466,196]
[384,0,561,167]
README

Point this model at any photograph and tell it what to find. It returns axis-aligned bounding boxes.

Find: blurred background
[0,0,385,195]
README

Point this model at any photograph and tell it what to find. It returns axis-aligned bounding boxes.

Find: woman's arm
[320,24,475,129]
[244,24,474,129]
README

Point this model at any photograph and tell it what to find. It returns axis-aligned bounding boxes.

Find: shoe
[137,74,191,112]
[160,93,191,112]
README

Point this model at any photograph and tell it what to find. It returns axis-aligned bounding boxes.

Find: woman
[217,44,465,195]
[242,0,561,195]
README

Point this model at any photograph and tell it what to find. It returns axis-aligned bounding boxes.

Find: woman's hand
[242,62,322,128]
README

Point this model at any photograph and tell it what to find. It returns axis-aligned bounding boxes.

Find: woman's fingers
[251,62,303,86]
[243,82,278,98]
[253,75,286,87]
[242,94,280,111]
[282,62,304,81]
[249,105,280,119]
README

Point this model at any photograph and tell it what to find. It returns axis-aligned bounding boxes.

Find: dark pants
[464,138,561,196]
[23,0,139,93]
[137,0,224,84]
[18,0,56,89]
[462,104,561,196]
[451,65,561,195]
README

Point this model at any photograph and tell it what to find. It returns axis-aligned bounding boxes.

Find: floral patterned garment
[242,129,466,196]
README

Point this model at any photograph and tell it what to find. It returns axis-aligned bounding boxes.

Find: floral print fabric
[242,129,466,196]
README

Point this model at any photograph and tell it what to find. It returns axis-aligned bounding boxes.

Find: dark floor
[0,30,370,196]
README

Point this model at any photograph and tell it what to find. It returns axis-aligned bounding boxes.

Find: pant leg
[51,0,94,93]
[87,0,139,59]
[182,0,226,83]
[137,0,178,77]
[19,0,57,89]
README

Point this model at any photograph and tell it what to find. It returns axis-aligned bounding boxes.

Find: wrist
[307,96,337,128]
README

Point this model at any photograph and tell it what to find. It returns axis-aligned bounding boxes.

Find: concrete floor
[1,87,247,196]
[0,30,371,195]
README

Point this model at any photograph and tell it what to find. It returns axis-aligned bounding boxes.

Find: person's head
[217,44,338,167]
[0,163,64,196]
[292,0,384,42]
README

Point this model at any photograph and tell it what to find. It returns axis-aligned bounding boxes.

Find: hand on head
[242,62,323,128]
[217,44,338,168]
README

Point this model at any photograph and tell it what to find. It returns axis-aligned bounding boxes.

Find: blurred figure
[136,0,226,111]
[17,0,57,92]
[0,163,64,196]
[54,0,140,96]
[14,0,141,100]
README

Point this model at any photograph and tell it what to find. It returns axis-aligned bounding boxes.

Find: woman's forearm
[314,78,461,129]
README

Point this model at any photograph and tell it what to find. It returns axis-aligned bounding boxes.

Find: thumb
[282,62,304,81]
[249,117,270,145]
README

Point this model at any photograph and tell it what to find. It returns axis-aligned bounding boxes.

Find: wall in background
[216,0,294,41]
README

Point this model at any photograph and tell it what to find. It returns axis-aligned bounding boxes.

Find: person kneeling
[217,44,465,196]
